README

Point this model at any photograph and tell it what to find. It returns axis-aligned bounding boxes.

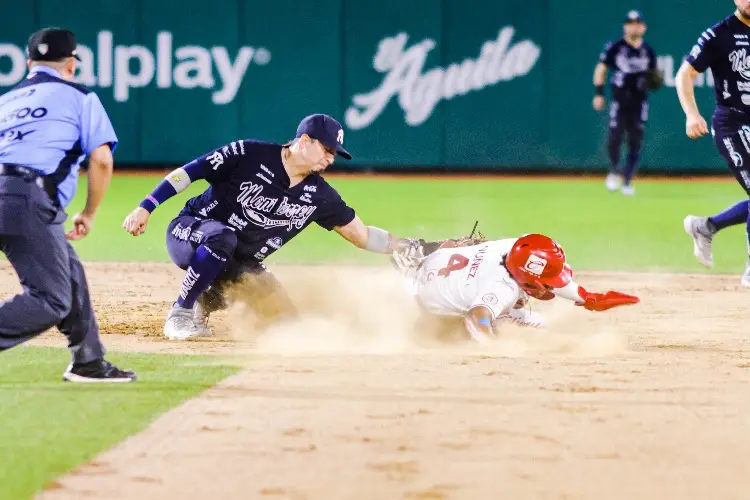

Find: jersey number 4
[438,254,469,277]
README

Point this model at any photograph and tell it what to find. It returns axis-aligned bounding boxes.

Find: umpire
[0,28,135,382]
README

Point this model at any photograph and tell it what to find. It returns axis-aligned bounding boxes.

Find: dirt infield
[2,262,749,499]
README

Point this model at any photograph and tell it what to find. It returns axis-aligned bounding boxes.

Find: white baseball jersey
[405,238,525,319]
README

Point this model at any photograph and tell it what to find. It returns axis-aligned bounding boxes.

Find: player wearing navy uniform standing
[123,114,425,340]
[680,0,750,286]
[593,10,661,196]
[0,28,135,382]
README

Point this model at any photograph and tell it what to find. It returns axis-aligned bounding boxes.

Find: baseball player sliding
[391,231,639,344]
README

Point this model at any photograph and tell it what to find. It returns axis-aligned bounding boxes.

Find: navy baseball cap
[292,114,352,160]
[27,28,81,62]
[624,10,644,23]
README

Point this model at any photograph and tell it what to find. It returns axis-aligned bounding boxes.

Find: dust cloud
[223,265,630,358]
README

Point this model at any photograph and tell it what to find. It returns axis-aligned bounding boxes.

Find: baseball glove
[436,232,488,249]
[421,221,488,256]
[391,222,489,272]
[390,238,428,271]
[645,68,664,91]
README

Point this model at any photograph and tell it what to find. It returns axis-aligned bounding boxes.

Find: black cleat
[63,359,137,383]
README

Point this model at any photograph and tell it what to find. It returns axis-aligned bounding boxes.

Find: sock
[176,245,228,309]
[708,200,749,231]
[607,130,623,173]
[73,359,102,368]
[623,152,640,185]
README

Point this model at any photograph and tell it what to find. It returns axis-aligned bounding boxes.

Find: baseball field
[3,173,750,499]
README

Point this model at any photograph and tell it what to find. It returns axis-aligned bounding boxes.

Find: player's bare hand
[592,96,605,112]
[66,212,93,240]
[122,207,151,236]
[686,113,709,139]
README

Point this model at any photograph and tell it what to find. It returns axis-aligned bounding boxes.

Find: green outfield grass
[65,174,750,274]
[0,347,239,500]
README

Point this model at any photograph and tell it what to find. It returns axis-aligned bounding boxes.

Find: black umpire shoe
[63,359,137,383]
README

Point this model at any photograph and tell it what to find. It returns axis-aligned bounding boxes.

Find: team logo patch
[171,223,191,241]
[523,255,547,276]
[189,230,204,244]
[228,213,248,230]
[482,293,499,306]
[266,237,283,249]
[337,129,344,144]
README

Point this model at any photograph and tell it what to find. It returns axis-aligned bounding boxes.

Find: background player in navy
[593,10,660,196]
[679,0,750,287]
[122,114,426,340]
[0,28,135,381]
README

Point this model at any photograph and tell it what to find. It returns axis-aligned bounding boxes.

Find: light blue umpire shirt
[0,65,118,208]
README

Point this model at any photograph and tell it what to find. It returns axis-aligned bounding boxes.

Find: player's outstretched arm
[553,281,639,312]
[122,158,214,236]
[122,165,191,236]
[676,61,709,139]
[334,215,424,256]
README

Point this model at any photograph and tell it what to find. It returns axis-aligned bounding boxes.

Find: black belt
[0,163,58,205]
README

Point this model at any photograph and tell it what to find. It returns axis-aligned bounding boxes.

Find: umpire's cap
[624,10,644,23]
[27,27,81,62]
[290,114,352,160]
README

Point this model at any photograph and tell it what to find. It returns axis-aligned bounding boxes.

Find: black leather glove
[646,68,664,91]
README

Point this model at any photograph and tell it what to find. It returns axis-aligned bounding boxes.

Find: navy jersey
[600,39,657,101]
[685,15,750,128]
[178,139,356,261]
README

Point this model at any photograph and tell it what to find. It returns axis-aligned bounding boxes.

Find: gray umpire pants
[0,175,105,365]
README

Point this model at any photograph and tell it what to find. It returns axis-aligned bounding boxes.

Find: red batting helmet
[504,234,573,299]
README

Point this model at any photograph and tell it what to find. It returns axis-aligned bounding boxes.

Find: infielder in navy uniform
[679,0,750,287]
[593,10,661,196]
[0,28,135,381]
[123,114,425,340]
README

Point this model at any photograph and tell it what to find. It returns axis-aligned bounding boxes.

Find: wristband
[139,195,159,213]
[365,226,391,253]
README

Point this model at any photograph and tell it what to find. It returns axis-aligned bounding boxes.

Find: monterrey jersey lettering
[600,39,657,100]
[179,140,355,261]
[686,15,750,122]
